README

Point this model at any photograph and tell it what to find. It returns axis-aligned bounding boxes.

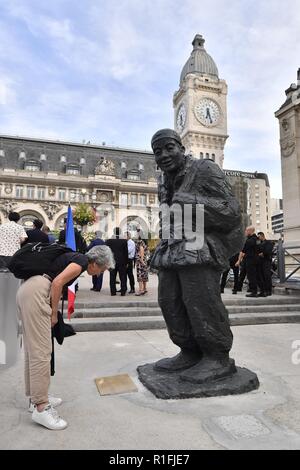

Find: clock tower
[173,34,228,168]
[275,69,300,242]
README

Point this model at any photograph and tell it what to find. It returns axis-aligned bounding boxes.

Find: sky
[1,0,300,198]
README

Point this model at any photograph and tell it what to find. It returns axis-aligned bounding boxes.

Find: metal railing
[277,240,300,283]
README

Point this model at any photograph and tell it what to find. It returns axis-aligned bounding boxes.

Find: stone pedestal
[137,362,259,400]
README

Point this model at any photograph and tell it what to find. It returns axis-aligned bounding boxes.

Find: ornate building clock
[173,34,228,167]
[194,98,220,127]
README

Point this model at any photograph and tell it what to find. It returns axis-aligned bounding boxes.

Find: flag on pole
[65,204,76,320]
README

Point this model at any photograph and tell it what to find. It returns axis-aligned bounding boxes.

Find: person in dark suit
[106,227,128,296]
[58,219,87,254]
[87,231,105,292]
[220,253,240,294]
[25,219,49,244]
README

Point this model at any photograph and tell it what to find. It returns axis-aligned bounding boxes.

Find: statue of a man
[150,129,244,384]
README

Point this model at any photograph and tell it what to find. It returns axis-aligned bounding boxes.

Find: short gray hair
[86,245,115,270]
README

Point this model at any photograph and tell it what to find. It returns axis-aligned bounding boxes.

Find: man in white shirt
[0,212,28,268]
[126,231,136,294]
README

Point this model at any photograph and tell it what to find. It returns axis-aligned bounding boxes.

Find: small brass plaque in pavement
[95,374,138,396]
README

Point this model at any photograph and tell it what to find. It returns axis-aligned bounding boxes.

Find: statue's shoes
[153,351,202,372]
[179,357,236,384]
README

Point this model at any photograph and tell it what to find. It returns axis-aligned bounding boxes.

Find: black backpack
[8,242,73,279]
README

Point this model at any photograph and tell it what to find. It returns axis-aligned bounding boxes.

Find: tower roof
[180,34,219,83]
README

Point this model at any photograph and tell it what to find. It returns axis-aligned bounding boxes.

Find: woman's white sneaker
[32,404,68,430]
[28,396,62,413]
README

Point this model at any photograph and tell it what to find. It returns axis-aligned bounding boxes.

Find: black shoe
[265,291,272,296]
[232,290,237,294]
[90,288,95,291]
[111,293,116,296]
[121,293,126,296]
[257,292,267,297]
[220,289,224,294]
[128,289,135,294]
[246,293,258,297]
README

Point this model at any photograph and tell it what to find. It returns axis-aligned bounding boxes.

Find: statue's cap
[151,129,182,148]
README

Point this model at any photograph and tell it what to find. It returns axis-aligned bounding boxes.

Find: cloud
[1,0,300,199]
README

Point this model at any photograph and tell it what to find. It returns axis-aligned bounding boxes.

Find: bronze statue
[137,129,259,398]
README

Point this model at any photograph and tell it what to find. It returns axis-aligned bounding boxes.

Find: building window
[66,165,80,175]
[256,211,260,215]
[211,154,215,161]
[200,152,203,159]
[140,194,147,206]
[16,185,24,198]
[255,193,259,198]
[127,173,140,181]
[27,186,35,199]
[131,194,138,205]
[256,220,260,224]
[37,187,45,199]
[256,203,260,207]
[139,163,144,171]
[120,193,128,206]
[205,153,209,159]
[121,161,127,169]
[255,184,259,189]
[58,188,66,201]
[25,163,40,172]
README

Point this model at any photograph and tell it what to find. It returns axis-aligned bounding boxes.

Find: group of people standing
[91,227,150,297]
[220,226,274,297]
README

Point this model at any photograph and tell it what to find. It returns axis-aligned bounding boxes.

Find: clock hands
[205,107,213,124]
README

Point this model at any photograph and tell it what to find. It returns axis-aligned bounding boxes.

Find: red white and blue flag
[65,204,76,320]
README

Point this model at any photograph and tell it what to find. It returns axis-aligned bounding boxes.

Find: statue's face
[152,138,185,173]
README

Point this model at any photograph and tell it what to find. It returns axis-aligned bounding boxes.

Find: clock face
[176,104,186,132]
[194,98,220,127]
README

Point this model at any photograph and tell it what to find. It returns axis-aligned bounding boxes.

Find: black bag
[7,242,73,279]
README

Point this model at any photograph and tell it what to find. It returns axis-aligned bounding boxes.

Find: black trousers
[92,273,103,291]
[237,262,247,290]
[158,265,233,357]
[126,259,135,291]
[245,259,258,293]
[110,264,127,295]
[257,259,272,293]
[220,266,239,291]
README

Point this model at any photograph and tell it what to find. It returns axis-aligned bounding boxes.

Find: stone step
[75,296,300,310]
[69,311,300,332]
[71,304,300,318]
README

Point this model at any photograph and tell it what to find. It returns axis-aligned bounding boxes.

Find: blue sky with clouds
[1,0,300,198]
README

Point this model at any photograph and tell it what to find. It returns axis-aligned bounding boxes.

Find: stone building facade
[0,135,159,238]
[275,69,300,242]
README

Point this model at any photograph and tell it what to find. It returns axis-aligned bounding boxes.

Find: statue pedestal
[137,363,259,399]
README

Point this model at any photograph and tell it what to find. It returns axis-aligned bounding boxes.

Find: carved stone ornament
[48,186,56,196]
[4,184,13,194]
[95,159,115,175]
[281,138,295,157]
[41,202,62,220]
[0,199,18,216]
[282,118,289,131]
[96,191,112,203]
